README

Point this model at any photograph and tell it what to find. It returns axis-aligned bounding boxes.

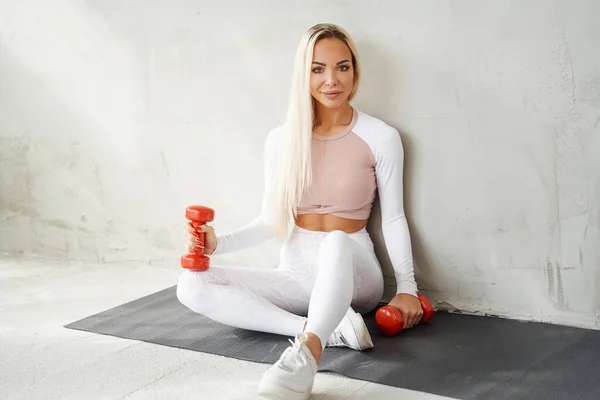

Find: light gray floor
[0,257,455,400]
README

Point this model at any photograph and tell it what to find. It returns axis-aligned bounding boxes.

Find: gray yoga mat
[65,286,600,400]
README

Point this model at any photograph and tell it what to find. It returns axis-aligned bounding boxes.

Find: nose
[324,70,339,87]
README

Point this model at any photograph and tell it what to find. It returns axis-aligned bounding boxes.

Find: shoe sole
[257,379,312,400]
[346,311,374,350]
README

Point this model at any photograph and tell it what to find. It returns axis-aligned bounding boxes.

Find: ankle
[303,332,323,364]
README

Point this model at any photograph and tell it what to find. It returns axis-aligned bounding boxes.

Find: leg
[304,230,384,352]
[176,265,312,337]
[258,229,384,399]
[348,232,386,314]
[304,231,354,352]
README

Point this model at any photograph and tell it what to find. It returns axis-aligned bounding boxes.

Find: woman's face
[310,38,354,109]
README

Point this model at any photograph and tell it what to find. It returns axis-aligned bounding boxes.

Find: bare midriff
[295,213,368,234]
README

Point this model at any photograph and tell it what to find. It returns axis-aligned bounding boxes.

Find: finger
[185,230,197,242]
[185,224,197,235]
[414,310,423,326]
[196,224,207,232]
[416,310,424,325]
[401,310,410,329]
[188,243,201,252]
[188,235,201,244]
[408,313,418,329]
[198,225,214,235]
[405,315,414,329]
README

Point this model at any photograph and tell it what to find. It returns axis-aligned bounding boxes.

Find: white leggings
[176,225,385,347]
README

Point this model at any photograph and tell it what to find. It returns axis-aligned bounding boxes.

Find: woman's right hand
[185,222,217,255]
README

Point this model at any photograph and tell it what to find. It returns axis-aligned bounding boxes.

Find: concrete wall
[1,0,599,329]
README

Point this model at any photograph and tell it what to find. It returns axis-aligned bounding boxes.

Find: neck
[314,101,353,129]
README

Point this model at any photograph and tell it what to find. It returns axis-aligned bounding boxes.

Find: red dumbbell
[375,294,434,336]
[180,205,215,271]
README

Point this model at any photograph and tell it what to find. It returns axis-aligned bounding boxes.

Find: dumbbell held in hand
[180,205,215,271]
[375,294,434,336]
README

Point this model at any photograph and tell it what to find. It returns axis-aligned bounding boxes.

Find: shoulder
[267,124,284,141]
[264,125,284,152]
[352,110,403,155]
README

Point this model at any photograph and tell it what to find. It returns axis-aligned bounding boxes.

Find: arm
[211,128,280,256]
[374,131,418,298]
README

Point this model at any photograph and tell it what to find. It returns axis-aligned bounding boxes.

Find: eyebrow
[312,60,351,66]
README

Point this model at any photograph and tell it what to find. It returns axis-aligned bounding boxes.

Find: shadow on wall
[366,131,436,303]
[353,38,436,302]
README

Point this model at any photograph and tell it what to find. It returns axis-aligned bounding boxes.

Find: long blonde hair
[270,23,361,238]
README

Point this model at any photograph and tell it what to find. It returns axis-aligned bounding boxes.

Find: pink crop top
[212,109,418,297]
[297,108,376,220]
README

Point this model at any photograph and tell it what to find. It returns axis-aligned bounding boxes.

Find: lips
[322,91,342,99]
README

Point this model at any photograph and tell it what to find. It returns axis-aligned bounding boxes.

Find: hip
[278,225,380,273]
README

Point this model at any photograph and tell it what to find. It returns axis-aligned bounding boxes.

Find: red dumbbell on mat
[180,205,215,271]
[375,294,434,336]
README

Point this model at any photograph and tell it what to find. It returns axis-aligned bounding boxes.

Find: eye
[339,65,350,71]
[312,67,323,73]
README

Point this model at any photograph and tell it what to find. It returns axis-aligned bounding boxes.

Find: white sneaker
[257,333,318,400]
[326,307,374,351]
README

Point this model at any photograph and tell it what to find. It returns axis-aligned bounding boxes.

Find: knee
[176,270,210,313]
[322,230,351,250]
[176,270,195,308]
[318,230,352,266]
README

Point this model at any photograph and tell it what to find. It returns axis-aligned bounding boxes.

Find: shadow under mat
[65,286,600,400]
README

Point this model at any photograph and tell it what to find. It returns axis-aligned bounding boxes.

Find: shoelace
[278,339,308,373]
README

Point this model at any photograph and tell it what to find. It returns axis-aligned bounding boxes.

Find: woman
[177,23,423,399]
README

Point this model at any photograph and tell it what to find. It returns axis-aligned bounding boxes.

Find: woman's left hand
[387,294,423,329]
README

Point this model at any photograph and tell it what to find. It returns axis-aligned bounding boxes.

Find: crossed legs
[176,229,384,350]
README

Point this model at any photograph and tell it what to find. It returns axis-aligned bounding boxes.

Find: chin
[317,96,349,109]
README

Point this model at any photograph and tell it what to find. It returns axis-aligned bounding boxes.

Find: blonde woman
[177,23,423,400]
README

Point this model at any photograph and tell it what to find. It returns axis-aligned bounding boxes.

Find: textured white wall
[1,0,599,329]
